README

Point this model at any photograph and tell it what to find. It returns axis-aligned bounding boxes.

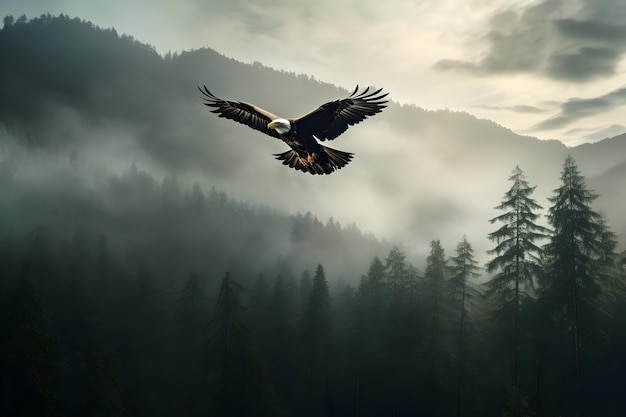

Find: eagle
[198,85,388,175]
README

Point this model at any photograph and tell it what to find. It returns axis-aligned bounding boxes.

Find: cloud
[475,104,546,114]
[546,46,622,81]
[4,0,625,147]
[565,124,626,143]
[555,17,626,42]
[533,86,626,130]
[435,0,626,82]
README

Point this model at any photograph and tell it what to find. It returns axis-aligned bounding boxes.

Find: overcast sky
[2,0,625,146]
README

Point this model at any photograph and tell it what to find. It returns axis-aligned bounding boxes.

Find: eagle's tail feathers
[273,144,353,175]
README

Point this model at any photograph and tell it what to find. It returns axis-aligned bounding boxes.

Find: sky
[2,0,626,146]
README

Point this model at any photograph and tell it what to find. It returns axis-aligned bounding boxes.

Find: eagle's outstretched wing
[294,86,388,141]
[198,86,282,139]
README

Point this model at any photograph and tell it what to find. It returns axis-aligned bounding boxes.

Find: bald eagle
[198,85,388,175]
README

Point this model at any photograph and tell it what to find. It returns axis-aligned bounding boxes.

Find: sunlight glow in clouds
[3,0,626,145]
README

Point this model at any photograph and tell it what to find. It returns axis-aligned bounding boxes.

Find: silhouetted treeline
[2,155,626,416]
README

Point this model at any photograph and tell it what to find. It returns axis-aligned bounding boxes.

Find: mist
[2,14,626,417]
[3,35,624,265]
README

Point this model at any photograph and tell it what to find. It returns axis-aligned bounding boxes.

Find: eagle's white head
[268,118,291,134]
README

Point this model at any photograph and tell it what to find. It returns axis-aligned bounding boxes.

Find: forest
[2,153,625,417]
[1,14,626,417]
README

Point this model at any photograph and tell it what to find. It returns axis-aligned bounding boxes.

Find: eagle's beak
[268,122,277,129]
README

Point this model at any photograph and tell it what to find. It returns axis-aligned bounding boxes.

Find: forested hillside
[2,13,626,250]
[2,158,625,416]
[1,14,626,417]
[0,138,389,286]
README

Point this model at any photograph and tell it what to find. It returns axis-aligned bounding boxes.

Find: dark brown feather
[294,86,388,141]
[197,86,282,139]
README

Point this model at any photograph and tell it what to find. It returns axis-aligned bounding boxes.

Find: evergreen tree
[176,271,209,339]
[541,155,615,416]
[266,274,298,402]
[0,263,61,416]
[357,257,387,350]
[3,15,14,29]
[379,246,422,416]
[423,240,448,353]
[173,271,210,414]
[421,239,450,416]
[78,348,131,417]
[300,264,333,416]
[594,215,620,300]
[246,273,270,343]
[298,270,313,312]
[331,283,357,416]
[384,245,409,304]
[351,256,388,416]
[485,165,547,408]
[207,272,281,417]
[207,272,249,415]
[187,182,206,214]
[119,264,171,417]
[448,236,480,417]
[360,257,387,312]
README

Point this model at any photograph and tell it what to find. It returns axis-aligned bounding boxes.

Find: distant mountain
[571,133,626,176]
[588,158,626,239]
[1,14,624,260]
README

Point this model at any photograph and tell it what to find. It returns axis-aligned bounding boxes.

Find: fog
[4,94,623,272]
[3,71,624,270]
[2,14,626,417]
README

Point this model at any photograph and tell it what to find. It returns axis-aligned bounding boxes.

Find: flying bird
[198,85,388,175]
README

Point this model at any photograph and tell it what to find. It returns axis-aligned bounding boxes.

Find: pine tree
[448,236,480,417]
[187,181,206,214]
[0,263,61,416]
[300,264,333,416]
[352,257,388,416]
[266,275,298,401]
[379,246,422,415]
[360,256,386,303]
[176,271,209,339]
[298,270,313,312]
[119,264,170,416]
[424,239,448,356]
[384,245,409,305]
[3,15,15,29]
[246,273,270,344]
[542,155,615,416]
[207,272,250,415]
[486,165,547,405]
[207,272,282,417]
[78,348,131,417]
[358,257,387,343]
[594,215,620,300]
[421,239,451,416]
[174,271,210,408]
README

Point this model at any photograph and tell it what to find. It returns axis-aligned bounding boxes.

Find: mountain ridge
[1,13,624,256]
